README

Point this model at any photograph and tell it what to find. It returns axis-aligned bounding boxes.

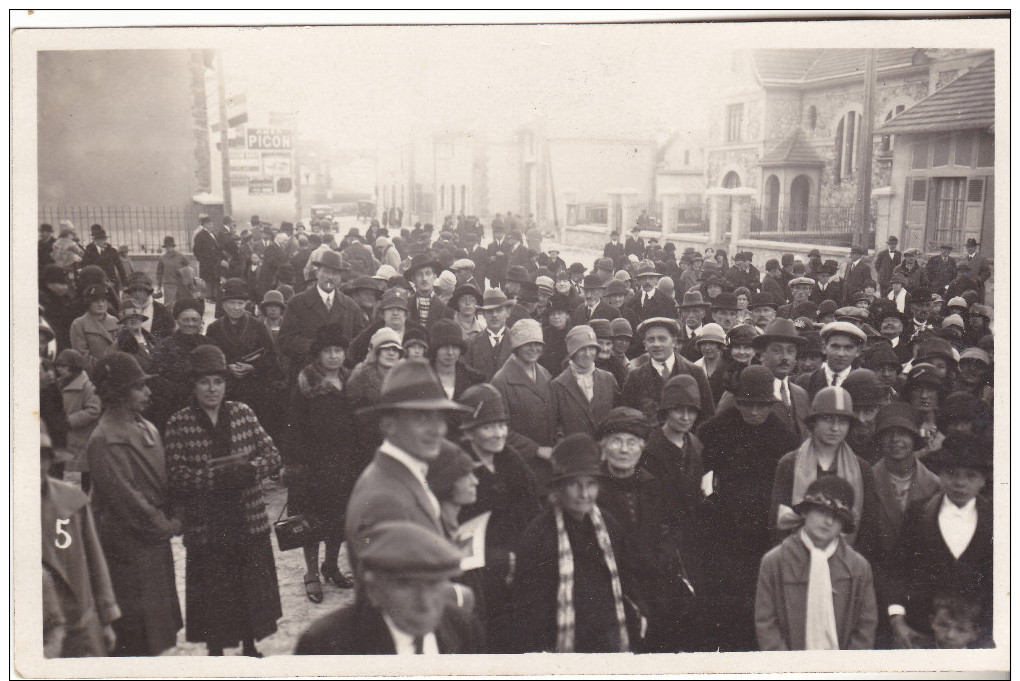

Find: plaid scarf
[554,505,629,652]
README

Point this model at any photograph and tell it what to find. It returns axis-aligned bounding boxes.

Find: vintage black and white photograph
[11,12,1009,677]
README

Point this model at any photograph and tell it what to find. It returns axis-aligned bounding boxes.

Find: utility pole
[856,48,877,249]
[215,50,232,217]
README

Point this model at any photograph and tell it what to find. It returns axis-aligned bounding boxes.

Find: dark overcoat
[464,329,514,381]
[621,352,715,426]
[277,286,365,373]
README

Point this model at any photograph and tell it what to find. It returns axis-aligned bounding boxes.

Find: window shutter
[967,178,984,203]
[964,178,985,236]
[911,178,928,202]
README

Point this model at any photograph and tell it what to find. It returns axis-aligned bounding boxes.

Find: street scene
[25,19,1005,672]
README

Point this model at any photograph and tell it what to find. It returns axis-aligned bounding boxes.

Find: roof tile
[879,57,994,134]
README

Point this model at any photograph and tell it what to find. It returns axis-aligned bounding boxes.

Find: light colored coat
[549,365,619,439]
[755,533,877,650]
[69,312,119,375]
[59,372,102,465]
[491,354,556,448]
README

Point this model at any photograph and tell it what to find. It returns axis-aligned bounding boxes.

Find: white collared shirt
[488,327,505,348]
[939,496,978,559]
[382,613,439,655]
[774,376,792,404]
[822,364,851,387]
[379,440,440,519]
[317,286,334,310]
[651,353,676,378]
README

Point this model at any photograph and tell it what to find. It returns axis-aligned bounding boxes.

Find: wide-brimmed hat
[92,351,154,400]
[358,520,462,580]
[457,383,509,430]
[509,318,544,351]
[315,249,347,273]
[636,316,681,338]
[403,254,444,281]
[712,292,740,310]
[679,291,711,309]
[805,386,858,427]
[358,360,469,415]
[478,287,510,311]
[793,476,857,532]
[695,323,726,346]
[660,374,701,415]
[186,344,230,380]
[547,433,605,486]
[582,274,607,290]
[923,434,992,475]
[750,292,781,310]
[733,365,777,403]
[610,317,633,339]
[566,325,599,358]
[751,318,807,350]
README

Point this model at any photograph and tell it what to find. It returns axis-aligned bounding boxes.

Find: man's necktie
[780,380,790,406]
[830,373,838,387]
[325,296,332,312]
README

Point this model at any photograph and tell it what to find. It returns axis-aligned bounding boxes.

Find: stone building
[702,48,992,262]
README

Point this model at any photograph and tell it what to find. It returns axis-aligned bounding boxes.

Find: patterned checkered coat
[164,400,281,547]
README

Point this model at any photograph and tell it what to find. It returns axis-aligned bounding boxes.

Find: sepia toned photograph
[11,12,1009,678]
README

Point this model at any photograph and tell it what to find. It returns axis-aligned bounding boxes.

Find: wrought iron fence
[750,202,875,247]
[39,203,201,255]
[566,203,609,226]
[674,199,708,234]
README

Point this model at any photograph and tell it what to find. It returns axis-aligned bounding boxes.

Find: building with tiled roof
[704,48,992,255]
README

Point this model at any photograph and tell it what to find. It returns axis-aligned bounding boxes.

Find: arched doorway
[789,175,811,231]
[764,175,780,232]
[722,171,741,188]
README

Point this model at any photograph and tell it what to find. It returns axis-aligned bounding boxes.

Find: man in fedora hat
[81,226,127,294]
[716,318,812,439]
[254,224,285,300]
[875,235,902,295]
[404,253,449,329]
[485,223,510,290]
[842,244,873,307]
[961,238,990,302]
[622,317,714,424]
[624,263,676,325]
[603,229,626,262]
[925,243,957,294]
[749,292,781,331]
[884,434,993,648]
[755,475,877,650]
[696,365,801,651]
[193,215,228,305]
[796,321,867,399]
[463,288,515,380]
[676,291,712,362]
[345,361,470,567]
[761,259,787,302]
[278,249,365,375]
[155,236,191,310]
[569,275,621,330]
[296,520,484,655]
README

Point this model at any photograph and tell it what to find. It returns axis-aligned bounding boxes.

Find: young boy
[923,593,984,649]
[755,476,878,650]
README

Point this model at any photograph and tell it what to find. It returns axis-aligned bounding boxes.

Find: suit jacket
[621,352,715,426]
[874,249,902,292]
[885,493,993,633]
[550,366,619,439]
[603,241,626,261]
[345,449,445,571]
[925,255,957,293]
[278,287,366,373]
[464,327,514,381]
[794,365,848,401]
[623,289,677,325]
[485,239,510,284]
[761,274,787,303]
[962,252,991,285]
[491,355,556,448]
[295,598,484,655]
[842,259,874,304]
[755,534,877,650]
[569,300,621,329]
[192,228,224,280]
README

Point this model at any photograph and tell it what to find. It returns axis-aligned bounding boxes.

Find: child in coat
[755,476,878,650]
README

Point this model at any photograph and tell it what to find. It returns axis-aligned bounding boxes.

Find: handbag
[273,503,325,551]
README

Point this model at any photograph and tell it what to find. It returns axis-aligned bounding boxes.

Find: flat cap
[358,521,462,579]
[820,321,867,343]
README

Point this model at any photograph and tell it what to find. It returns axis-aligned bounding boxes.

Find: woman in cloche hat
[285,323,363,602]
[510,433,644,653]
[346,327,406,456]
[164,345,282,657]
[85,352,183,655]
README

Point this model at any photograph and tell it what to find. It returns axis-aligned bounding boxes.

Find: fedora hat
[751,318,807,350]
[316,249,347,273]
[793,476,857,533]
[478,288,510,311]
[186,344,230,379]
[679,291,711,309]
[712,292,740,310]
[635,263,661,278]
[582,274,607,290]
[805,386,858,428]
[733,365,777,403]
[404,254,444,282]
[358,360,470,415]
[750,292,781,310]
[457,383,509,430]
[923,434,992,475]
[547,433,604,486]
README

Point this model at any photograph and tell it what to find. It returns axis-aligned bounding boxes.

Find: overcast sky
[224,24,719,147]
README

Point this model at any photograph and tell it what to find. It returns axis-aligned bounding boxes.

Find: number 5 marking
[55,518,72,549]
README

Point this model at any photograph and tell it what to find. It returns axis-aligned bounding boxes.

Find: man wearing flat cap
[296,520,484,654]
[795,321,867,399]
[278,249,365,375]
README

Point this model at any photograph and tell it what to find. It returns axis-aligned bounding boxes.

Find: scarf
[782,439,864,542]
[554,505,629,653]
[801,530,840,650]
[569,361,596,402]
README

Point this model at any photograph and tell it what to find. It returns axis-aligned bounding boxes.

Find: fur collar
[298,360,345,398]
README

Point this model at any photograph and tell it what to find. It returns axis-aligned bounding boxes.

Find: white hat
[820,321,867,344]
[509,318,544,351]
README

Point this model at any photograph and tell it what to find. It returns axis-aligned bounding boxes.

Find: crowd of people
[37,212,995,657]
